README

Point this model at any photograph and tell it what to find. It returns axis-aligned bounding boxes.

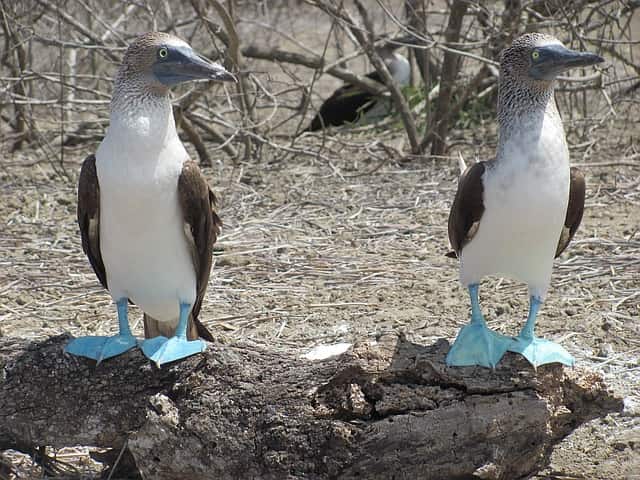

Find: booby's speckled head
[118,32,235,93]
[501,33,604,83]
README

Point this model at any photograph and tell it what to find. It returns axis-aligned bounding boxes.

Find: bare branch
[427,0,469,156]
[242,44,387,95]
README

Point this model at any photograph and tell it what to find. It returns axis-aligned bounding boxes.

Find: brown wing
[446,161,487,258]
[77,154,108,289]
[555,167,585,258]
[179,161,221,340]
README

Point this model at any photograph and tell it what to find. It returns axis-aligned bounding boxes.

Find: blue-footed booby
[445,33,602,369]
[67,32,234,366]
[304,43,410,132]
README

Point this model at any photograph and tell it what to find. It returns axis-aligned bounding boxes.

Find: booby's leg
[140,302,206,367]
[508,296,574,368]
[65,298,137,363]
[445,284,512,368]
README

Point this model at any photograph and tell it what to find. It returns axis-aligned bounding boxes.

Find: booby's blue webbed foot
[140,302,206,367]
[508,335,574,368]
[507,295,574,368]
[446,284,512,369]
[65,298,136,363]
[65,334,137,362]
[140,335,206,367]
[446,322,513,368]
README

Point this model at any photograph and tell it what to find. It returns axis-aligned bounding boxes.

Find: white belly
[96,127,196,323]
[459,115,570,299]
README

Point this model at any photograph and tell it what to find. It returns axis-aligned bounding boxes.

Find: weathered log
[0,333,622,479]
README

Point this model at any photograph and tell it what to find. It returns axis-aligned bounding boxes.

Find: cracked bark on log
[0,334,622,480]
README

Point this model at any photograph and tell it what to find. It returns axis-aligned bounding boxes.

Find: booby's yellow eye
[531,50,540,60]
[158,47,168,59]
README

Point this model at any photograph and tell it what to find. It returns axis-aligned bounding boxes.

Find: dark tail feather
[445,250,458,259]
[194,317,215,342]
[143,313,213,342]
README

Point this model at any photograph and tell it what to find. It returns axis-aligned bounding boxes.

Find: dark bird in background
[67,32,235,366]
[304,41,411,132]
[445,33,603,369]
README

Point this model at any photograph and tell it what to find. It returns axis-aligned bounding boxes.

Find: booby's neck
[96,72,186,178]
[496,71,561,157]
[107,73,178,149]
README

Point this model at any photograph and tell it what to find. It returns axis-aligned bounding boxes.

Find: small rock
[303,343,351,361]
[149,393,179,427]
[214,254,251,267]
[602,415,615,426]
[597,343,614,358]
[613,441,628,451]
[622,396,640,417]
[15,295,30,306]
[473,462,500,479]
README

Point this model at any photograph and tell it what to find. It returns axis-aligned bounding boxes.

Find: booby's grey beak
[529,44,604,81]
[153,46,236,86]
